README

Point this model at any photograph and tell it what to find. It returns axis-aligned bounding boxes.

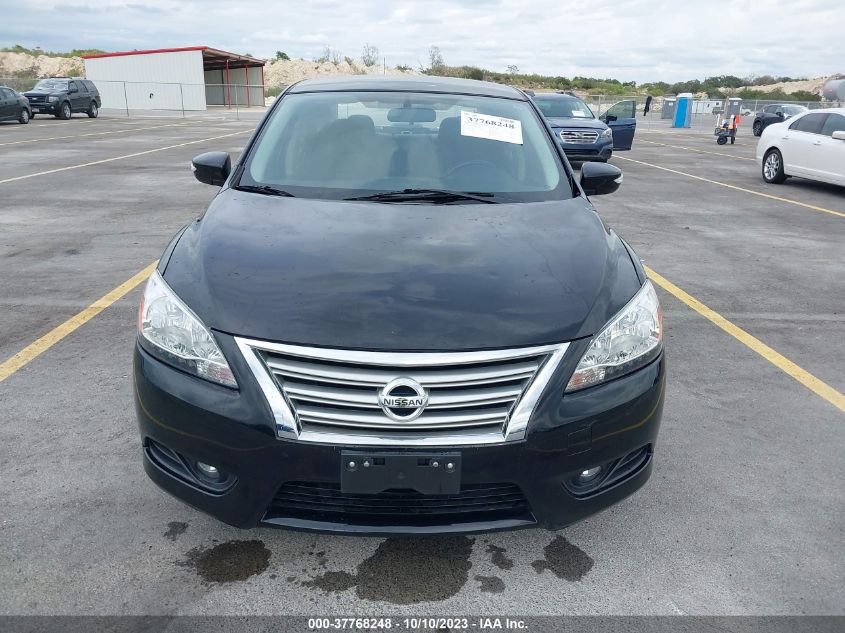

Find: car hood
[163,190,641,351]
[23,91,58,97]
[545,117,607,130]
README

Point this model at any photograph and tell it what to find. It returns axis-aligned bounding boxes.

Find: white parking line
[614,155,845,219]
[0,130,251,185]
[637,139,757,161]
[0,122,192,147]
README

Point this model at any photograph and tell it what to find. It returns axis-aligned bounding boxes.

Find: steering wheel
[444,160,498,179]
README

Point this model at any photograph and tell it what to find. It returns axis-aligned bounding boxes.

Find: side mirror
[191,151,231,186]
[69,85,78,93]
[604,114,618,122]
[832,131,845,141]
[776,111,784,118]
[580,162,623,196]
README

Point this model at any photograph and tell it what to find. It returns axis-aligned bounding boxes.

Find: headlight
[138,271,237,388]
[48,96,59,102]
[600,127,613,140]
[566,280,662,392]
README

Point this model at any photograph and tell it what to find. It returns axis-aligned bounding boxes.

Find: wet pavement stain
[303,570,357,593]
[303,536,474,604]
[163,521,188,541]
[308,549,328,568]
[180,539,271,583]
[486,544,513,570]
[474,575,505,594]
[531,536,593,581]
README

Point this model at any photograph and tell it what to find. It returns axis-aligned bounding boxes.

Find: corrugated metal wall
[204,66,264,107]
[84,50,207,111]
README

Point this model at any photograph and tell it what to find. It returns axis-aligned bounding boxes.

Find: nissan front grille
[235,339,570,446]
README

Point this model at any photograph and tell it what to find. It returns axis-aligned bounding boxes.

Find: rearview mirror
[580,162,623,196]
[387,107,437,123]
[832,131,845,141]
[191,152,231,186]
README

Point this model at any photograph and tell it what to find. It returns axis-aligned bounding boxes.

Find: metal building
[82,46,266,112]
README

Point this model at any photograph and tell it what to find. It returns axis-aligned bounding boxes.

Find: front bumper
[560,140,613,161]
[28,101,58,114]
[134,339,665,535]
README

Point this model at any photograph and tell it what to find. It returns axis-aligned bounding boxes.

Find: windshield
[532,96,594,119]
[34,79,68,91]
[783,106,807,115]
[240,91,572,203]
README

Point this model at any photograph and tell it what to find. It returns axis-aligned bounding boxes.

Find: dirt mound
[263,58,418,90]
[743,77,831,96]
[0,51,83,78]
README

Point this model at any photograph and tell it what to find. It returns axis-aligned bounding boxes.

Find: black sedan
[752,103,808,136]
[134,75,665,534]
[0,85,31,124]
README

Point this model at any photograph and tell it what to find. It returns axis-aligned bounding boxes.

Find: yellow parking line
[646,266,845,413]
[0,261,158,384]
[638,139,756,161]
[0,122,190,147]
[615,155,845,219]
[0,130,251,185]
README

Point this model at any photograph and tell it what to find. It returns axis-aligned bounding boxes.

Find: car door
[83,81,99,105]
[75,81,89,111]
[67,81,83,111]
[782,113,829,178]
[599,99,637,150]
[0,87,14,120]
[815,113,845,185]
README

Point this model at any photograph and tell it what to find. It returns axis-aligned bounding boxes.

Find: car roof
[794,107,845,114]
[531,92,582,100]
[288,75,527,100]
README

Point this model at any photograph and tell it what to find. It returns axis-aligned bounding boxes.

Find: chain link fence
[4,77,841,124]
[0,77,268,119]
[575,94,842,133]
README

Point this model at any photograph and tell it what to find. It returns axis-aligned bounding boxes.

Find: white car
[756,107,845,186]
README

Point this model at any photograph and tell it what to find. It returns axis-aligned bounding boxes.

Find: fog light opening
[196,461,221,480]
[578,466,602,483]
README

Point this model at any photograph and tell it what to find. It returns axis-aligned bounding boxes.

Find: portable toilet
[673,93,693,128]
[725,97,743,116]
[661,97,676,120]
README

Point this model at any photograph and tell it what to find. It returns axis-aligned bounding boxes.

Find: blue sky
[1,0,841,82]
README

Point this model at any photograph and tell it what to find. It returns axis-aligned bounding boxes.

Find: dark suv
[24,78,100,120]
[752,104,808,136]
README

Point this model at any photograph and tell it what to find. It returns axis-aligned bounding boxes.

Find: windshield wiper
[345,189,498,204]
[234,184,295,197]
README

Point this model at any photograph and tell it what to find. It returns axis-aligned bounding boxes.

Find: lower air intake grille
[266,482,532,526]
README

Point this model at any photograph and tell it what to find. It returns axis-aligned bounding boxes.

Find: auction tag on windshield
[460,111,523,145]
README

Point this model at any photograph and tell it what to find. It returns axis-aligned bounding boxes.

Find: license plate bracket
[340,451,461,495]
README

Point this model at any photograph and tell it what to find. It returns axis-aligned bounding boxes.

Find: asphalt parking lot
[1,113,843,616]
